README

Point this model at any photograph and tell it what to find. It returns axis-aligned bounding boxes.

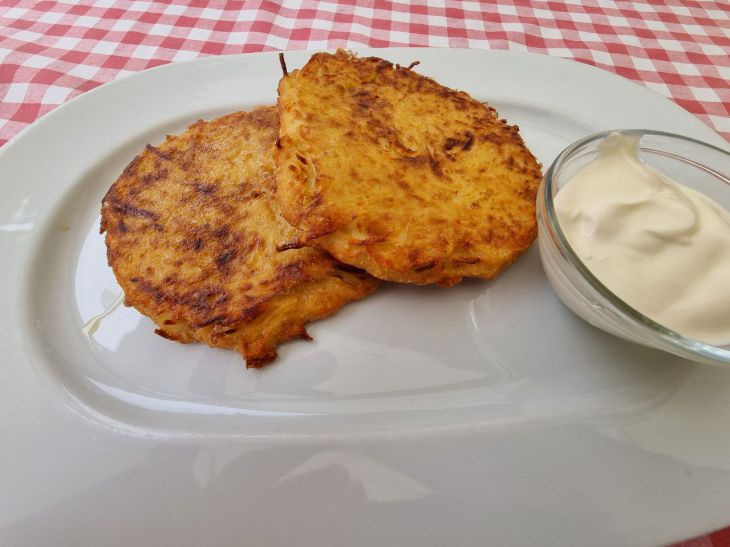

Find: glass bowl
[537,129,730,367]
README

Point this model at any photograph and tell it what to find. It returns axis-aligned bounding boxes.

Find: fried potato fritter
[101,107,379,367]
[276,50,543,286]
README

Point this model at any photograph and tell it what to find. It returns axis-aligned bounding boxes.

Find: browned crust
[101,106,379,367]
[276,49,543,286]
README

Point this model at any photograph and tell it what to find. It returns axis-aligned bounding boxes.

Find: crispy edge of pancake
[101,106,379,367]
[276,49,542,286]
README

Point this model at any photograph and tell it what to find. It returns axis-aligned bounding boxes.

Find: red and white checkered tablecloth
[1,0,728,147]
[1,1,729,545]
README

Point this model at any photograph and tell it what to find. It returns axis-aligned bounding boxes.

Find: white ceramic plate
[2,48,729,546]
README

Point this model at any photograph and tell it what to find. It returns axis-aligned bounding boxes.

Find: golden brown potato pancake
[276,50,542,286]
[101,107,379,367]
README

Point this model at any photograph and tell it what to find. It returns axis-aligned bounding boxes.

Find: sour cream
[555,132,730,346]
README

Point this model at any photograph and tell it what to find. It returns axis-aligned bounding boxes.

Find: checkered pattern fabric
[0,0,728,147]
[0,1,728,542]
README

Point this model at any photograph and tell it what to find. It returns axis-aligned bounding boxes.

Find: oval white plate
[2,48,729,546]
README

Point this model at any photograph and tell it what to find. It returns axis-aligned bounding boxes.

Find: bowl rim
[542,128,730,364]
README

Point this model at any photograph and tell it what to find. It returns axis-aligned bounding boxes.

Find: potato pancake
[276,50,542,286]
[101,107,379,367]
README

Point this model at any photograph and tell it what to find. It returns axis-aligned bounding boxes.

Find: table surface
[0,1,729,545]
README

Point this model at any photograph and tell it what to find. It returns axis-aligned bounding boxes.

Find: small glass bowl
[537,129,730,367]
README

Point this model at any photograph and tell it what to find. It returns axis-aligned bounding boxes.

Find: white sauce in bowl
[555,133,730,346]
